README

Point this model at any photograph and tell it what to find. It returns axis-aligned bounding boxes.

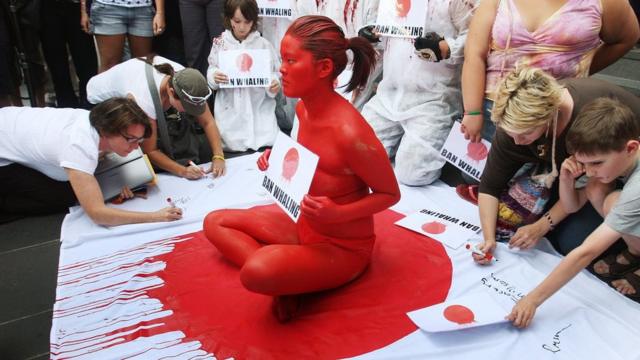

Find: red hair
[286,15,376,92]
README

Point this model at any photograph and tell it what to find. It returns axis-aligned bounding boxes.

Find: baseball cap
[172,68,212,116]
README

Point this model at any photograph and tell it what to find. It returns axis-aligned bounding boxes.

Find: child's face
[231,8,253,41]
[575,142,639,183]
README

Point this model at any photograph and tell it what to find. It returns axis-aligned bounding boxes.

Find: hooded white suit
[361,0,474,185]
[207,30,281,151]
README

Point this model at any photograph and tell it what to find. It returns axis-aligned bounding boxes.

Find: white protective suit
[361,0,474,186]
[207,30,281,152]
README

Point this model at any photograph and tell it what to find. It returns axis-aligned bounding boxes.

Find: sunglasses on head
[181,87,212,104]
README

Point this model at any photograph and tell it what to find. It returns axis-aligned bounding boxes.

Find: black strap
[144,63,174,159]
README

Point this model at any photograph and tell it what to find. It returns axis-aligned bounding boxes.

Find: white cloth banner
[51,155,640,359]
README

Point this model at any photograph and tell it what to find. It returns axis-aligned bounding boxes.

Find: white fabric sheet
[52,154,640,359]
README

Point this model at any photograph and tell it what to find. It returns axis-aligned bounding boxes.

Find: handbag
[495,112,559,241]
[145,63,203,166]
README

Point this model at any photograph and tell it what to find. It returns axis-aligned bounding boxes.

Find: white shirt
[87,56,184,120]
[0,107,100,181]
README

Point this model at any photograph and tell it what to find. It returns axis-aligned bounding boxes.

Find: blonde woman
[474,67,640,262]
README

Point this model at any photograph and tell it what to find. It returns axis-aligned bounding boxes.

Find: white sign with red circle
[440,121,492,181]
[218,49,272,88]
[257,0,293,18]
[374,0,427,38]
[261,132,319,221]
[407,292,509,332]
[395,207,480,249]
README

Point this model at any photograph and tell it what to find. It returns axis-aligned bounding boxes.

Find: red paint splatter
[282,147,299,181]
[147,209,453,358]
[396,0,411,18]
[236,53,253,72]
[467,142,489,161]
[443,304,475,325]
[421,221,446,234]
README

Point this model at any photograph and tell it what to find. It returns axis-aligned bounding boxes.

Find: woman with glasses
[0,98,183,225]
[87,55,227,179]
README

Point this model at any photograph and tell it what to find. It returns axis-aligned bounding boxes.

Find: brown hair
[89,97,152,138]
[223,0,259,33]
[138,54,176,91]
[286,15,376,92]
[566,97,639,155]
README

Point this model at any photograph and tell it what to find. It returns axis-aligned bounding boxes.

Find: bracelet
[212,155,225,162]
[464,110,482,116]
[544,212,555,230]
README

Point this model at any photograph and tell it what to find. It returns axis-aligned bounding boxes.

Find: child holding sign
[204,15,400,322]
[207,0,282,151]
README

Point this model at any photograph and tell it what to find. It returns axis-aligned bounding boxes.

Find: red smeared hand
[257,149,272,171]
[300,194,342,223]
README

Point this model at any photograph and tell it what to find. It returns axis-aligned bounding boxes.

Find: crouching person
[0,97,182,225]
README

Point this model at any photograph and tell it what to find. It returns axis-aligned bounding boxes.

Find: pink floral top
[485,0,602,99]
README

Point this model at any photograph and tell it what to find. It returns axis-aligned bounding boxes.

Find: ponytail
[287,16,376,92]
[345,36,376,92]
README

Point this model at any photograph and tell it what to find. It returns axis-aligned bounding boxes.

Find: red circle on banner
[143,210,453,358]
[443,304,475,325]
[421,221,447,234]
[236,53,253,72]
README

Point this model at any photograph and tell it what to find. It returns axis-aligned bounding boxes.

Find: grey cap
[172,68,212,116]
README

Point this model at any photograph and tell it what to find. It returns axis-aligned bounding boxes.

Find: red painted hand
[257,149,272,171]
[300,195,342,223]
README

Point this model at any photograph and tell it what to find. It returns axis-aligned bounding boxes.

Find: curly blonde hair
[491,67,564,133]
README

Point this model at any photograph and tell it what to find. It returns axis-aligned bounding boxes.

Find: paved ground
[0,47,638,360]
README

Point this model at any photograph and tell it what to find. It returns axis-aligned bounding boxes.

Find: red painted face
[280,34,320,98]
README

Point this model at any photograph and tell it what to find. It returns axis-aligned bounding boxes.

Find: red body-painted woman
[203,15,400,321]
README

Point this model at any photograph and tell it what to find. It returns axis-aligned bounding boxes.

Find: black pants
[0,163,77,216]
[178,0,224,77]
[40,0,97,109]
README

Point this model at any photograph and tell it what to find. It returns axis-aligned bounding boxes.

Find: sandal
[593,248,640,279]
[611,271,640,300]
[456,184,479,205]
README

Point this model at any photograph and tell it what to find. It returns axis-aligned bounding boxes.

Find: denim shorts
[90,2,155,37]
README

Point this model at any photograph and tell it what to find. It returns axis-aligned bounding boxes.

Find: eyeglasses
[121,132,145,144]
[181,87,212,104]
